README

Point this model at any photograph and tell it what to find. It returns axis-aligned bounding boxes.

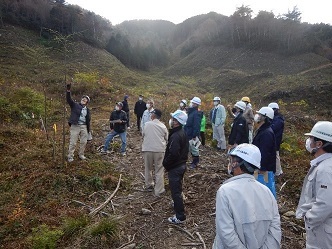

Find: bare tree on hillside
[49,30,76,166]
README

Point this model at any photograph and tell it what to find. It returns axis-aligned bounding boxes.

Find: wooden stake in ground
[89,174,122,216]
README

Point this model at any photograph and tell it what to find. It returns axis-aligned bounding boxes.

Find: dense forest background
[1,0,332,71]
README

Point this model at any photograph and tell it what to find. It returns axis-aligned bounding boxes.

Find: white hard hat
[82,95,90,103]
[181,99,187,105]
[257,107,274,120]
[268,102,279,109]
[234,101,246,111]
[191,97,201,105]
[171,110,188,125]
[213,96,221,101]
[305,121,332,142]
[230,143,261,168]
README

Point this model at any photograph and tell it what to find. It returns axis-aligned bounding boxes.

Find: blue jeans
[104,130,126,153]
[168,164,186,221]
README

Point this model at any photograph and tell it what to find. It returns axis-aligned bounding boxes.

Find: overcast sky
[65,0,331,25]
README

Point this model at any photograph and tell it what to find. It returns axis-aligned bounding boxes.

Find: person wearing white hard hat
[296,121,332,249]
[184,97,202,169]
[163,110,189,224]
[252,106,277,173]
[179,99,187,111]
[213,143,281,249]
[210,96,227,151]
[241,96,255,143]
[66,82,91,162]
[268,102,285,177]
[228,101,249,149]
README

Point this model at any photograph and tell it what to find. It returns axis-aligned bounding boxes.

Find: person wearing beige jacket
[142,109,168,196]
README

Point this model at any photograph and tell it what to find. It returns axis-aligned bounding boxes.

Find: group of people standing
[65,85,332,248]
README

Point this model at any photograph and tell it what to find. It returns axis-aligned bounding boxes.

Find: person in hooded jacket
[296,121,332,249]
[252,106,276,173]
[268,102,285,177]
[228,101,249,148]
[66,83,91,162]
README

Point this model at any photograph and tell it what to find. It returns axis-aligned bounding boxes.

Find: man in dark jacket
[102,102,128,156]
[268,102,285,177]
[122,95,130,129]
[66,83,91,162]
[253,106,276,173]
[228,101,249,148]
[184,97,202,169]
[163,110,189,224]
[134,95,146,131]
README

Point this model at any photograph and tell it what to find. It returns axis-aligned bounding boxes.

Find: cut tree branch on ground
[89,174,122,216]
[168,223,195,240]
[181,242,203,246]
[195,231,206,249]
[281,220,305,232]
[72,200,110,216]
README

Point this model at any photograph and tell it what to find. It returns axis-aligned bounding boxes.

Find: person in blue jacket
[252,107,276,173]
[184,97,202,169]
[268,102,285,177]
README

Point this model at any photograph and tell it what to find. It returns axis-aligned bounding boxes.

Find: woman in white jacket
[296,121,332,249]
[213,143,281,249]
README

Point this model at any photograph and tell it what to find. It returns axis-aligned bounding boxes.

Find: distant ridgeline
[1,1,332,70]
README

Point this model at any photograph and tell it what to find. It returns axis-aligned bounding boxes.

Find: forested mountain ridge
[1,0,332,72]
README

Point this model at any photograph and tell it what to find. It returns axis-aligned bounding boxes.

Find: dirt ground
[87,120,306,249]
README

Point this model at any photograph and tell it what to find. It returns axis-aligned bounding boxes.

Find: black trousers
[168,164,186,221]
[136,114,143,129]
[126,111,130,127]
[200,131,205,146]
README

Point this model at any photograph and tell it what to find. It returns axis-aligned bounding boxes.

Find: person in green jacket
[198,109,206,146]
